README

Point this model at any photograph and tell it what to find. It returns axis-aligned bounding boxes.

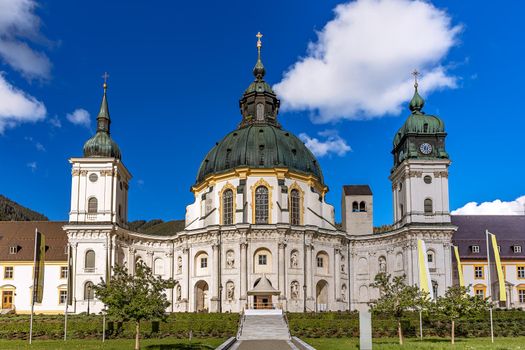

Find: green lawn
[304,337,525,349]
[0,338,227,349]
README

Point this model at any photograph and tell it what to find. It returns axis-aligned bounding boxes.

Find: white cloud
[0,74,46,133]
[26,161,37,172]
[0,0,51,79]
[299,129,351,157]
[48,115,61,128]
[274,0,461,123]
[66,108,91,128]
[452,195,525,215]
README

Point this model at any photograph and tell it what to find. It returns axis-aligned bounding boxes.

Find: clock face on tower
[419,143,433,155]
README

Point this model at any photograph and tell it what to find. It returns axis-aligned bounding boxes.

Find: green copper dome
[83,83,122,160]
[195,34,324,185]
[196,124,324,184]
[393,83,446,148]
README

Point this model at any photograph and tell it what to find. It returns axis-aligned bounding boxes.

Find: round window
[89,173,98,182]
[424,175,432,184]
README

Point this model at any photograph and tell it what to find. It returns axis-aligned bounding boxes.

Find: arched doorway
[194,280,209,312]
[316,280,328,312]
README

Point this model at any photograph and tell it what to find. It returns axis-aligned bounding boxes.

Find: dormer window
[471,245,480,253]
[9,246,18,254]
[514,245,522,253]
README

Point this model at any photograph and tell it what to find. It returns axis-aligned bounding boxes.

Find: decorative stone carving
[340,255,346,273]
[176,284,181,301]
[408,171,423,178]
[226,250,235,268]
[290,281,299,300]
[379,256,387,273]
[226,281,235,301]
[290,250,299,268]
[341,284,347,302]
[177,256,183,274]
[72,169,80,176]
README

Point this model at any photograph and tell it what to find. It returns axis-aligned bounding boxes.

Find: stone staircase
[237,311,291,340]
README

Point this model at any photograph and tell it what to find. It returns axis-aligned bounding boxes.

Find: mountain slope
[0,195,48,221]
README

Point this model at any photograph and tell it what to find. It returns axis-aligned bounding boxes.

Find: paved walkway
[232,340,298,350]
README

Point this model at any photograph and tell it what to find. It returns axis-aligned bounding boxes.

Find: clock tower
[390,73,451,227]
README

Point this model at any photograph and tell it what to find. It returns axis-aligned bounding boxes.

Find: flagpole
[29,228,38,345]
[64,243,70,341]
[486,230,494,343]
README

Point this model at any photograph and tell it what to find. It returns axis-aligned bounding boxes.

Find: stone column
[305,242,314,301]
[240,240,248,306]
[335,247,341,301]
[129,247,136,275]
[166,251,174,312]
[211,241,220,312]
[147,251,154,270]
[278,239,287,306]
[182,246,190,311]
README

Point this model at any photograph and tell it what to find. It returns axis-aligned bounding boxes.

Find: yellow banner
[490,233,506,302]
[453,246,465,287]
[33,231,46,303]
[417,239,432,298]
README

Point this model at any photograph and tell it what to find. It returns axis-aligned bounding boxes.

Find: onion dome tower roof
[195,33,324,186]
[393,75,446,149]
[83,79,122,160]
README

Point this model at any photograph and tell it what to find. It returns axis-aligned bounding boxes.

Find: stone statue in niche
[379,256,387,273]
[340,255,346,273]
[177,256,183,274]
[341,284,347,302]
[290,251,298,268]
[176,284,181,301]
[290,281,299,300]
[226,251,235,268]
[226,281,235,301]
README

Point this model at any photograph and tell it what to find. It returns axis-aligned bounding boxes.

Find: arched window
[423,123,428,132]
[256,103,264,121]
[400,204,404,217]
[255,186,269,224]
[87,197,98,213]
[359,201,366,212]
[352,201,358,212]
[424,198,433,215]
[432,281,438,299]
[85,250,95,271]
[222,189,234,225]
[290,189,301,225]
[84,281,94,300]
[154,258,164,275]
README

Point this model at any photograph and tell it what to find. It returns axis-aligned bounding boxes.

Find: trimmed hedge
[0,313,238,340]
[286,310,525,338]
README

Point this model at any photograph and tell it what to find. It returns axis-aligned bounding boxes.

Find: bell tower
[69,76,131,225]
[390,71,451,227]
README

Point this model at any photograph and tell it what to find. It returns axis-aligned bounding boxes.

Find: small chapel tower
[390,71,451,227]
[69,77,131,225]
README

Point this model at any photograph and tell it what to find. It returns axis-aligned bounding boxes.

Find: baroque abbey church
[1,36,524,315]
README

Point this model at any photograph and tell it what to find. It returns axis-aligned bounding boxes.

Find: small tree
[430,285,492,344]
[369,273,429,345]
[93,262,175,350]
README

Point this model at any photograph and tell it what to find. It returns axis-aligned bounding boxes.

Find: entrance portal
[253,295,272,309]
[2,291,13,309]
[194,280,209,312]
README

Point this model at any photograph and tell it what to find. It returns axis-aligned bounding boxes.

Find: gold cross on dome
[256,32,263,48]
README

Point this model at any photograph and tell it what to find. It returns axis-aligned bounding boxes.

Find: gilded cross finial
[256,32,263,49]
[102,72,109,91]
[412,69,420,87]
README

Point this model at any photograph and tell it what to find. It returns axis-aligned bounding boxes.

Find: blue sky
[0,0,524,225]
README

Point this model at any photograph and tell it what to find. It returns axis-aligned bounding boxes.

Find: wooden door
[2,291,13,309]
